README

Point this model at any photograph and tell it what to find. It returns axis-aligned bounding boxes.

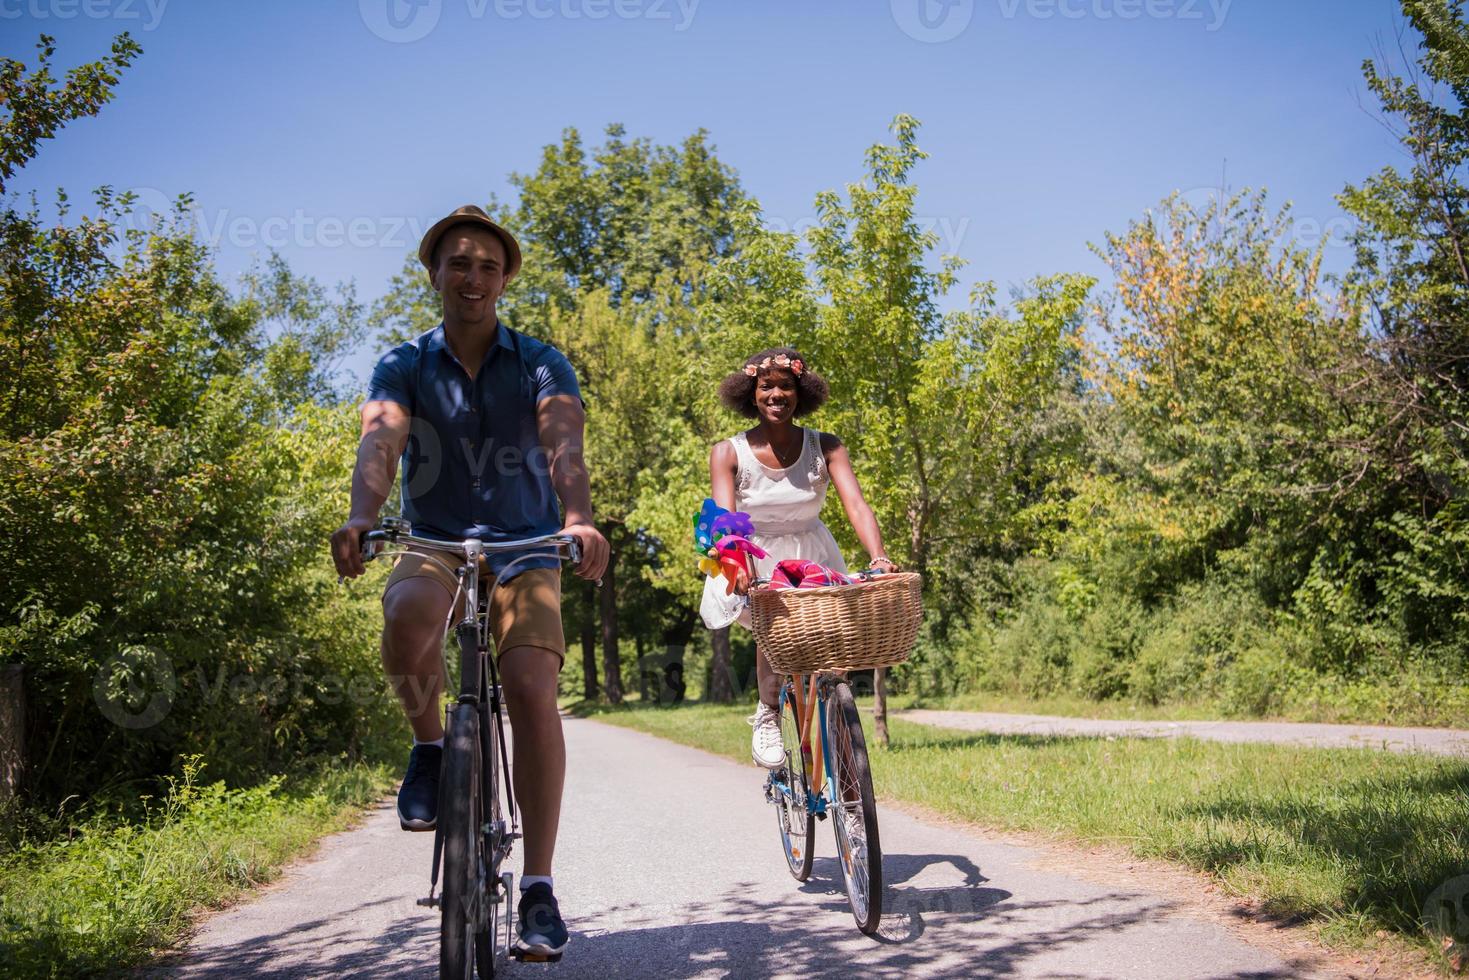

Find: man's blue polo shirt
[366,321,581,577]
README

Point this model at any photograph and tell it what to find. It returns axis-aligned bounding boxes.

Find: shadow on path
[156,850,1302,979]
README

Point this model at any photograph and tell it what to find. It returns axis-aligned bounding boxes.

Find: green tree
[0,37,386,802]
[0,33,140,192]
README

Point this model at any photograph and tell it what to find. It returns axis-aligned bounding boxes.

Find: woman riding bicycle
[699,348,897,768]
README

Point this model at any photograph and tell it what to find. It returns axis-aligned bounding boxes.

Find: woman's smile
[756,370,799,422]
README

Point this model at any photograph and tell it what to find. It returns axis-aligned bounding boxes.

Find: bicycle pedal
[510,949,563,964]
[415,896,440,908]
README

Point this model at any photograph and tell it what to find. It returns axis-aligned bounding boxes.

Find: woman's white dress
[699,427,849,630]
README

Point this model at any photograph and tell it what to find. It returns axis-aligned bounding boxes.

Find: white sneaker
[748,702,785,769]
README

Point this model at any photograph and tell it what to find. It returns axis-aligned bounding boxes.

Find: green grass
[579,700,1469,958]
[0,755,395,978]
[889,690,1236,722]
[890,687,1469,728]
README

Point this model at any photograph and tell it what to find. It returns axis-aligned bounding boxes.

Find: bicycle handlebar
[361,526,582,565]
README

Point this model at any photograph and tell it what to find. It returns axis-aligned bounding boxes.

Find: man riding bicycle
[330,205,609,960]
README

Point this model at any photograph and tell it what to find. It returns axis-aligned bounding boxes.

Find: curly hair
[717,347,829,418]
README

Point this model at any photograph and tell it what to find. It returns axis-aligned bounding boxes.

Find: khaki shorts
[383,554,566,665]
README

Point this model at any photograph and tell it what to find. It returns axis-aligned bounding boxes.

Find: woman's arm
[821,433,898,571]
[710,439,738,511]
[709,440,753,593]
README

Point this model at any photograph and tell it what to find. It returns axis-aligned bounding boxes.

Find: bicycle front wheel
[477,696,506,978]
[827,680,883,934]
[440,703,494,978]
[774,684,815,881]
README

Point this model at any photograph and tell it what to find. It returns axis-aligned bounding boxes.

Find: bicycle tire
[476,695,505,979]
[774,685,815,881]
[440,703,493,978]
[827,680,883,934]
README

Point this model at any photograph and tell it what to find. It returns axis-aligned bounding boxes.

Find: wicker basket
[749,572,924,675]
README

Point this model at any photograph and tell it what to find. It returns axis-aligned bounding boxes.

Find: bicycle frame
[361,522,579,905]
[769,674,845,819]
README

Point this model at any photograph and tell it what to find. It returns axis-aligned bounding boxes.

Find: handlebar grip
[566,538,583,564]
[360,529,392,560]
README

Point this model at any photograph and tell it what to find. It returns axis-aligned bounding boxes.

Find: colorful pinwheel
[693,498,762,592]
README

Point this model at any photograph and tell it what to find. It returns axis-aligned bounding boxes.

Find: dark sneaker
[395,743,441,831]
[516,883,569,958]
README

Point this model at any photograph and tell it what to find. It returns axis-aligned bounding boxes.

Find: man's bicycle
[361,518,580,978]
[748,569,924,936]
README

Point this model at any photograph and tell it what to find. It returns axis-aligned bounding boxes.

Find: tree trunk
[708,626,734,703]
[636,635,648,701]
[0,665,23,801]
[580,581,598,702]
[873,666,890,748]
[599,544,623,704]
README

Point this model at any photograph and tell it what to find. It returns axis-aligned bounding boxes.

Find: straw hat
[417,204,522,280]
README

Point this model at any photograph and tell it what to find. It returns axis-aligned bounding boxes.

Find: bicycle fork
[764,683,833,821]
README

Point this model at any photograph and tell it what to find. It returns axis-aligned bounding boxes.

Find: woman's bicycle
[769,670,884,931]
[749,568,924,936]
[361,518,580,979]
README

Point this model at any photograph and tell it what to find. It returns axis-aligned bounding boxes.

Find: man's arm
[536,394,609,581]
[331,399,411,579]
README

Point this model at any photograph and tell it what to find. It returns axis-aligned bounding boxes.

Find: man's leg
[498,645,565,876]
[382,576,454,739]
[381,558,459,831]
[491,567,570,956]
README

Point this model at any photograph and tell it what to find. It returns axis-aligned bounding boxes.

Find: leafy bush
[0,196,394,801]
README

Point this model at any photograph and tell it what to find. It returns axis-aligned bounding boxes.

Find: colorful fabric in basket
[768,559,854,590]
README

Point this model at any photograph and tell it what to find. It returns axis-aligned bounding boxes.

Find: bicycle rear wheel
[440,703,494,978]
[773,684,815,881]
[827,680,883,934]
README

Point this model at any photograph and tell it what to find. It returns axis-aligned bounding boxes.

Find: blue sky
[6,0,1409,380]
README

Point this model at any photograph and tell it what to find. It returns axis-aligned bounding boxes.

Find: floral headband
[743,353,805,377]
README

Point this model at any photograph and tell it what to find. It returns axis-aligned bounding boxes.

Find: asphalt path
[161,716,1333,979]
[897,709,1469,757]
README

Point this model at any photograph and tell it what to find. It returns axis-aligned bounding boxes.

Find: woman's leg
[755,644,782,708]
